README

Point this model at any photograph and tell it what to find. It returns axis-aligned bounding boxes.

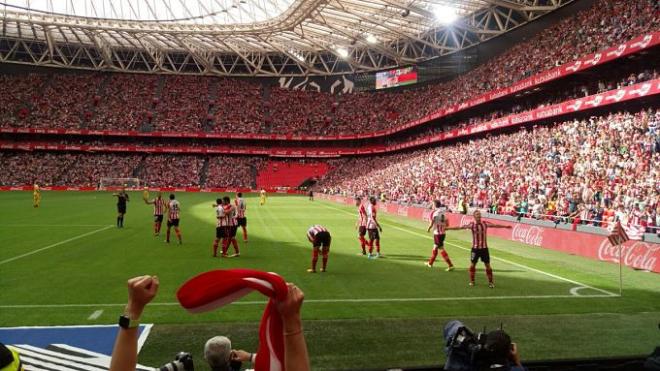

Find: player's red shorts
[434,234,445,247]
[167,218,180,227]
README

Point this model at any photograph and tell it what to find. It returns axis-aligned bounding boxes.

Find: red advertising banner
[1,33,657,143]
[317,194,660,273]
[2,78,658,157]
[0,186,304,194]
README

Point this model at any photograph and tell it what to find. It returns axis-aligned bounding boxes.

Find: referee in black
[113,186,130,228]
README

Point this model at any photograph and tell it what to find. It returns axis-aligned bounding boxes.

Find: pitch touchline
[0,225,114,266]
[0,224,111,227]
[316,202,618,297]
[0,294,614,309]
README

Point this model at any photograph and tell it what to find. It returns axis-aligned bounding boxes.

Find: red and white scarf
[177,269,288,371]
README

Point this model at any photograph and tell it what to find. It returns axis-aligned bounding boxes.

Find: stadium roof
[0,0,573,76]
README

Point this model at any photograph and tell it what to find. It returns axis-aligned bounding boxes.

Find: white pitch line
[317,202,619,297]
[0,225,114,266]
[0,293,614,309]
[87,310,103,320]
[0,224,110,227]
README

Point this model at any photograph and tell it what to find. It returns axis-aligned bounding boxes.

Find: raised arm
[276,283,310,371]
[109,275,159,371]
[487,222,512,229]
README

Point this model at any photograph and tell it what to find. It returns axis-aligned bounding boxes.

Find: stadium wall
[317,194,660,274]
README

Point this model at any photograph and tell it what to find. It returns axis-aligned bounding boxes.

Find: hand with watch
[118,275,160,328]
[111,275,159,371]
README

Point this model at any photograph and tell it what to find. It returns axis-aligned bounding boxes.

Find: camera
[444,320,512,371]
[159,352,194,371]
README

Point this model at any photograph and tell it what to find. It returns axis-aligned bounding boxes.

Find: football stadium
[0,0,659,370]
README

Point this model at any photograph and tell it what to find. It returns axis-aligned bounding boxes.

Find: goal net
[99,177,141,190]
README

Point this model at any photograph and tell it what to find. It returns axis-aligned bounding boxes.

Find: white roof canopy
[0,0,573,76]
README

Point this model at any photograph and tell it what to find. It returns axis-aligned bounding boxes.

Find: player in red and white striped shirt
[212,198,225,257]
[144,191,167,236]
[366,197,383,258]
[165,193,182,244]
[447,210,511,287]
[355,197,368,255]
[222,196,240,257]
[235,192,248,242]
[426,200,454,271]
[306,225,331,273]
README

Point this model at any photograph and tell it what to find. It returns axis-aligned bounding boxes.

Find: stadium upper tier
[1,0,658,137]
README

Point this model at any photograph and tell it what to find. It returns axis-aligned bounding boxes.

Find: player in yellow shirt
[259,189,267,206]
[142,187,150,202]
[32,184,41,208]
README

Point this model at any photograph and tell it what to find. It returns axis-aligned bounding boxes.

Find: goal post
[99,177,141,190]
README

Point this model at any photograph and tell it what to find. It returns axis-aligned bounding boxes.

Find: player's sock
[469,266,476,283]
[166,229,171,242]
[119,216,124,227]
[212,240,219,257]
[359,237,366,253]
[232,239,240,254]
[368,240,374,254]
[175,229,181,243]
[116,217,120,227]
[242,228,248,241]
[153,222,158,234]
[440,249,453,267]
[375,240,380,253]
[311,250,319,271]
[428,248,438,265]
[322,252,328,271]
[222,239,229,255]
[486,267,493,283]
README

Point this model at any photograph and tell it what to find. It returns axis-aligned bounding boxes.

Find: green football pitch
[1,191,659,370]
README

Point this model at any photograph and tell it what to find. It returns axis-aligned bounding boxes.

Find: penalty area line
[0,225,114,266]
[316,202,619,298]
[0,294,614,309]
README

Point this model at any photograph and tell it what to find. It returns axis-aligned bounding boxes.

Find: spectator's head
[169,194,175,200]
[203,336,232,371]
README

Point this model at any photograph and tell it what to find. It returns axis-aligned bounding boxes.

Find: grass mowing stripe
[0,225,114,266]
[316,201,618,297]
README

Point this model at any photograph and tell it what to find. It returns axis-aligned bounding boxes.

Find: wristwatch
[118,314,140,329]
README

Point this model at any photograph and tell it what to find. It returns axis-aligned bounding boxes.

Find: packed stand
[267,88,335,135]
[0,74,48,127]
[205,156,264,188]
[212,79,265,134]
[319,109,660,232]
[154,76,209,132]
[139,155,205,187]
[90,74,159,131]
[0,152,139,187]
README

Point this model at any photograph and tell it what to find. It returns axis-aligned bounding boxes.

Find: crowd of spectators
[140,155,205,188]
[90,74,159,131]
[0,152,139,187]
[0,0,653,136]
[318,109,660,232]
[205,156,264,188]
[153,76,209,132]
[212,79,265,134]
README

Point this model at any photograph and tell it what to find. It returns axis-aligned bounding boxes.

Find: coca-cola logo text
[512,224,544,246]
[598,240,659,271]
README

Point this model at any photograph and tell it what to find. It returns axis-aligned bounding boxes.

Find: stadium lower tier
[1,108,658,233]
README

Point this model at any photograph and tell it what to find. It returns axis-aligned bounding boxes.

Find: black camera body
[444,321,511,371]
[159,352,194,371]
